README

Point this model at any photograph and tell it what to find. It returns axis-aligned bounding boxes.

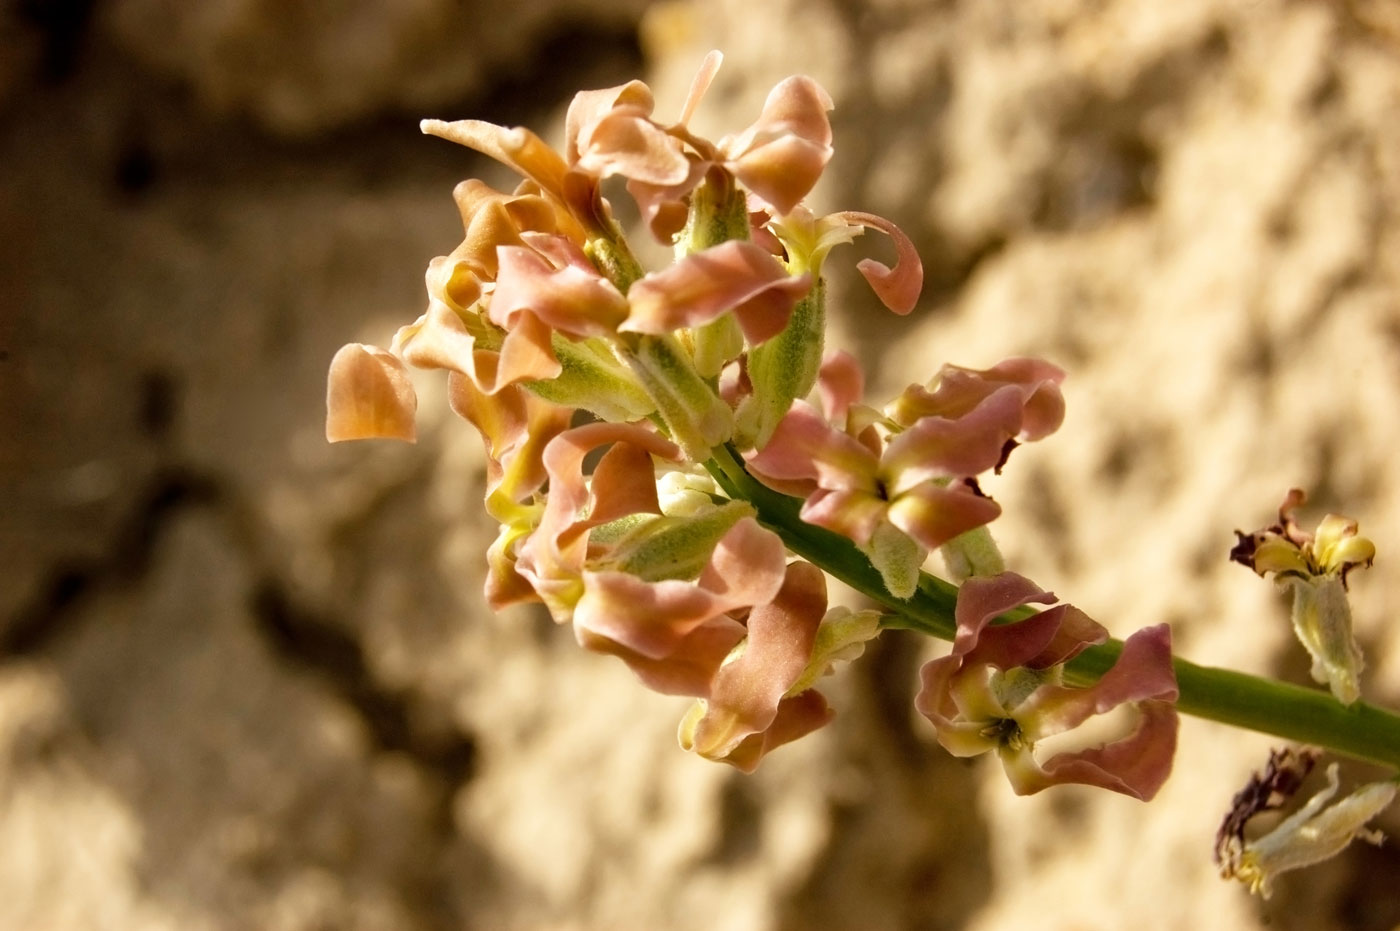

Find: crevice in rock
[249,578,478,826]
[0,465,222,657]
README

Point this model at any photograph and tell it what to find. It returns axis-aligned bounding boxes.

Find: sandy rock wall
[5,1,1400,929]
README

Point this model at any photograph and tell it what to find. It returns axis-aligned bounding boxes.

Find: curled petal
[447,372,569,515]
[573,516,788,658]
[889,359,1067,440]
[1007,700,1179,801]
[325,344,417,443]
[748,401,880,493]
[447,179,564,281]
[684,689,834,774]
[682,561,827,761]
[722,76,834,215]
[578,619,746,697]
[518,422,681,611]
[492,242,629,338]
[1023,624,1179,736]
[422,119,569,206]
[883,385,1027,492]
[832,211,923,314]
[623,240,811,344]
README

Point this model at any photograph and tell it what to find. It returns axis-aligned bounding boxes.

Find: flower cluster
[324,54,1179,790]
[1231,489,1376,704]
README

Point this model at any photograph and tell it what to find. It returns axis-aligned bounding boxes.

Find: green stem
[704,443,1400,771]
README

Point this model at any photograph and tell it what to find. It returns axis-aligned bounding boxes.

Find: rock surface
[5,0,1400,928]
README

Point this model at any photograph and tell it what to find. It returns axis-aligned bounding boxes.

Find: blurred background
[5,0,1400,928]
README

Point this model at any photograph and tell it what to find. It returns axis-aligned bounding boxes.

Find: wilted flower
[1216,749,1396,897]
[915,572,1179,799]
[1231,489,1376,704]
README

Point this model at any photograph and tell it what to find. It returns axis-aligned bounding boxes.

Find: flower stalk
[703,442,1400,770]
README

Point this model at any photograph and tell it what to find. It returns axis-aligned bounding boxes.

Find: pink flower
[915,572,1179,800]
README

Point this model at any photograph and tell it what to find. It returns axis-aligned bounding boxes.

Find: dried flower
[1216,749,1396,897]
[1231,489,1376,704]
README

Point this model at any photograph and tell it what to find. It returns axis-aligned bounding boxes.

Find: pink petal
[578,619,746,697]
[492,242,629,338]
[1025,623,1179,736]
[890,358,1067,440]
[623,240,811,343]
[747,402,881,491]
[817,350,865,424]
[565,80,657,163]
[678,51,724,127]
[882,385,1027,490]
[575,516,787,658]
[684,562,827,759]
[833,211,923,314]
[798,488,889,546]
[577,107,692,185]
[722,76,834,215]
[518,423,681,607]
[325,344,417,443]
[729,135,832,216]
[1026,700,1179,800]
[422,119,570,205]
[884,481,1002,552]
[706,689,834,773]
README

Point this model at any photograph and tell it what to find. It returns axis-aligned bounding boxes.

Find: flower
[747,356,1062,598]
[914,572,1179,799]
[1216,749,1396,897]
[1231,489,1376,704]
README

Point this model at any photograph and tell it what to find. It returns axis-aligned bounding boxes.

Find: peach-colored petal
[882,386,1026,492]
[889,358,1067,439]
[491,241,629,338]
[677,51,723,127]
[578,106,692,185]
[574,516,787,658]
[446,372,569,514]
[817,350,864,424]
[747,401,881,492]
[579,619,747,697]
[706,690,834,773]
[682,561,827,760]
[325,343,417,443]
[721,76,834,215]
[421,119,569,205]
[622,240,811,344]
[392,302,483,380]
[885,482,1003,555]
[515,422,681,617]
